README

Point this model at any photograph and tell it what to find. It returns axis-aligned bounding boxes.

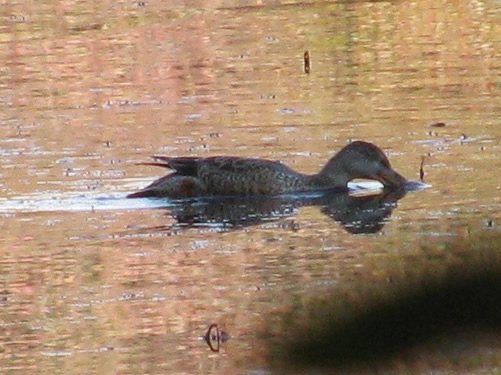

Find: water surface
[1,0,500,374]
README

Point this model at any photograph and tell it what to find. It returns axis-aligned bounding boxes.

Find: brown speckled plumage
[127,141,407,199]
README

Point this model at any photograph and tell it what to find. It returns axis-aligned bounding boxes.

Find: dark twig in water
[304,50,310,74]
[419,156,425,182]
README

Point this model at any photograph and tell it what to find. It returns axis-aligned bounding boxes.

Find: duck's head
[320,141,408,189]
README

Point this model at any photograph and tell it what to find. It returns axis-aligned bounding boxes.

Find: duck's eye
[380,159,391,168]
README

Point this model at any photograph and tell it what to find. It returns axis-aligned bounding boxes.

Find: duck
[127,140,408,199]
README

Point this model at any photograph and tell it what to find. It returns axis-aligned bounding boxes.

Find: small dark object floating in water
[204,323,230,352]
[304,50,311,74]
[419,155,426,182]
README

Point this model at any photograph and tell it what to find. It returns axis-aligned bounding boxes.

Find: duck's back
[128,155,318,198]
[160,156,309,195]
[201,157,309,195]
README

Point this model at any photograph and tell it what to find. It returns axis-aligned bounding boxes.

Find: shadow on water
[141,185,417,234]
[267,232,501,374]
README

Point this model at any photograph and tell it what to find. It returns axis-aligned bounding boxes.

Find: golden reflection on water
[0,0,500,374]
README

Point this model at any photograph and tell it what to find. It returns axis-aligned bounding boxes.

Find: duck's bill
[403,180,431,191]
[374,168,432,192]
[348,179,430,195]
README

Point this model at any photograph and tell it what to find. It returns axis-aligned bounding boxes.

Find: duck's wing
[151,156,288,174]
[140,156,280,175]
[142,156,301,195]
[196,157,300,195]
[199,156,294,175]
[134,156,312,196]
[200,156,281,171]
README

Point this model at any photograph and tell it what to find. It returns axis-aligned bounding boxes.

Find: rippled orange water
[1,0,500,374]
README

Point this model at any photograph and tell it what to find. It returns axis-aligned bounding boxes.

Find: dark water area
[0,0,500,374]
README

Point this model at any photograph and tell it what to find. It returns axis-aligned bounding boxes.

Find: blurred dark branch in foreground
[269,232,501,374]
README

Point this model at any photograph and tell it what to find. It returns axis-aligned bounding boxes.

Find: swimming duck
[127,140,407,199]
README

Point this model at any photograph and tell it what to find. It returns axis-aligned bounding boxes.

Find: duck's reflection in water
[147,186,410,234]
